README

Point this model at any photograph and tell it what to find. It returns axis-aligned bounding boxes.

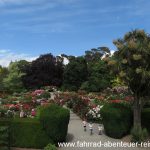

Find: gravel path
[58,111,149,150]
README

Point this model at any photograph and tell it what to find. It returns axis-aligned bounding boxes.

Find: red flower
[23,104,31,110]
[91,104,97,108]
[110,100,122,103]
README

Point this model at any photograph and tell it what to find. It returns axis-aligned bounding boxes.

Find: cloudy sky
[0,0,150,66]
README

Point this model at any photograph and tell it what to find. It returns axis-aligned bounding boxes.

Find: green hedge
[38,104,70,144]
[0,126,10,150]
[101,103,133,139]
[0,104,70,148]
[142,108,150,133]
[44,143,57,150]
[0,118,52,149]
[10,118,52,148]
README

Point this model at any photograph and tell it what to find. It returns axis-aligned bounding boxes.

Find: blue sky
[0,0,150,66]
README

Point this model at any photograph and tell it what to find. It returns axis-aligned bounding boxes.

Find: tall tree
[63,56,88,91]
[113,30,150,129]
[81,47,112,92]
[2,60,28,93]
[81,59,112,92]
[22,53,64,89]
[0,66,9,92]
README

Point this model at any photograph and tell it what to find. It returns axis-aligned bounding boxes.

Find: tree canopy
[22,53,64,89]
[113,29,150,128]
[63,56,88,91]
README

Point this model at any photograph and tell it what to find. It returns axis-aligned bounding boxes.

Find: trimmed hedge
[101,103,133,139]
[142,108,150,133]
[10,118,52,148]
[0,104,70,148]
[0,118,52,149]
[38,104,70,144]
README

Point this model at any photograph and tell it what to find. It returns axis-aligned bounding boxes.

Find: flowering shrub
[110,100,123,103]
[112,86,128,94]
[86,105,103,122]
[31,89,45,97]
[72,96,90,118]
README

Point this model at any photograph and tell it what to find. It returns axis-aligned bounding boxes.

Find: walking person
[82,119,87,131]
[89,122,93,135]
[98,124,103,135]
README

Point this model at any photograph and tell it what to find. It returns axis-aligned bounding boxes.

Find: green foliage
[2,61,28,93]
[0,66,9,92]
[142,108,150,133]
[85,47,110,62]
[0,118,52,149]
[114,29,150,97]
[0,107,7,117]
[101,103,133,138]
[81,60,113,92]
[0,126,10,150]
[113,29,150,128]
[36,91,51,99]
[10,118,52,148]
[63,57,88,91]
[38,104,70,144]
[131,126,148,143]
[72,97,89,119]
[111,77,125,87]
[44,143,57,150]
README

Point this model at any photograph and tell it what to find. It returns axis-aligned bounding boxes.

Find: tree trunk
[133,95,142,128]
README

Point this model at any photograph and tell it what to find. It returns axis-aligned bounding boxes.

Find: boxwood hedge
[38,104,70,144]
[101,103,133,139]
[0,118,51,149]
[0,104,70,148]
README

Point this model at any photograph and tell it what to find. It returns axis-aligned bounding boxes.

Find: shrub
[142,108,150,133]
[0,118,52,149]
[131,126,148,143]
[38,104,70,144]
[10,118,52,148]
[0,108,7,117]
[101,103,133,138]
[44,143,57,150]
[0,126,10,150]
[70,96,89,118]
[36,91,51,99]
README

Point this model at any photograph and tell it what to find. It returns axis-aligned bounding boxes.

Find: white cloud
[0,49,37,67]
[0,49,10,53]
[63,57,69,65]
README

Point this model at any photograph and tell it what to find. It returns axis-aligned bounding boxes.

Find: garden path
[58,110,149,150]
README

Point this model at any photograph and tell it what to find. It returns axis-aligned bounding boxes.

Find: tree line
[0,47,114,93]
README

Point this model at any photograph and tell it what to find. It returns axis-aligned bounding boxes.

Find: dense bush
[38,104,70,144]
[101,103,133,138]
[71,96,89,119]
[44,143,57,150]
[142,108,150,133]
[0,126,10,150]
[0,118,52,149]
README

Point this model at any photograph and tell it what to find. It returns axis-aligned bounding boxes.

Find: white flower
[100,105,103,109]
[97,114,101,118]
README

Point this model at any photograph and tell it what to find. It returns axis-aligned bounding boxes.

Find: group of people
[83,119,103,135]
